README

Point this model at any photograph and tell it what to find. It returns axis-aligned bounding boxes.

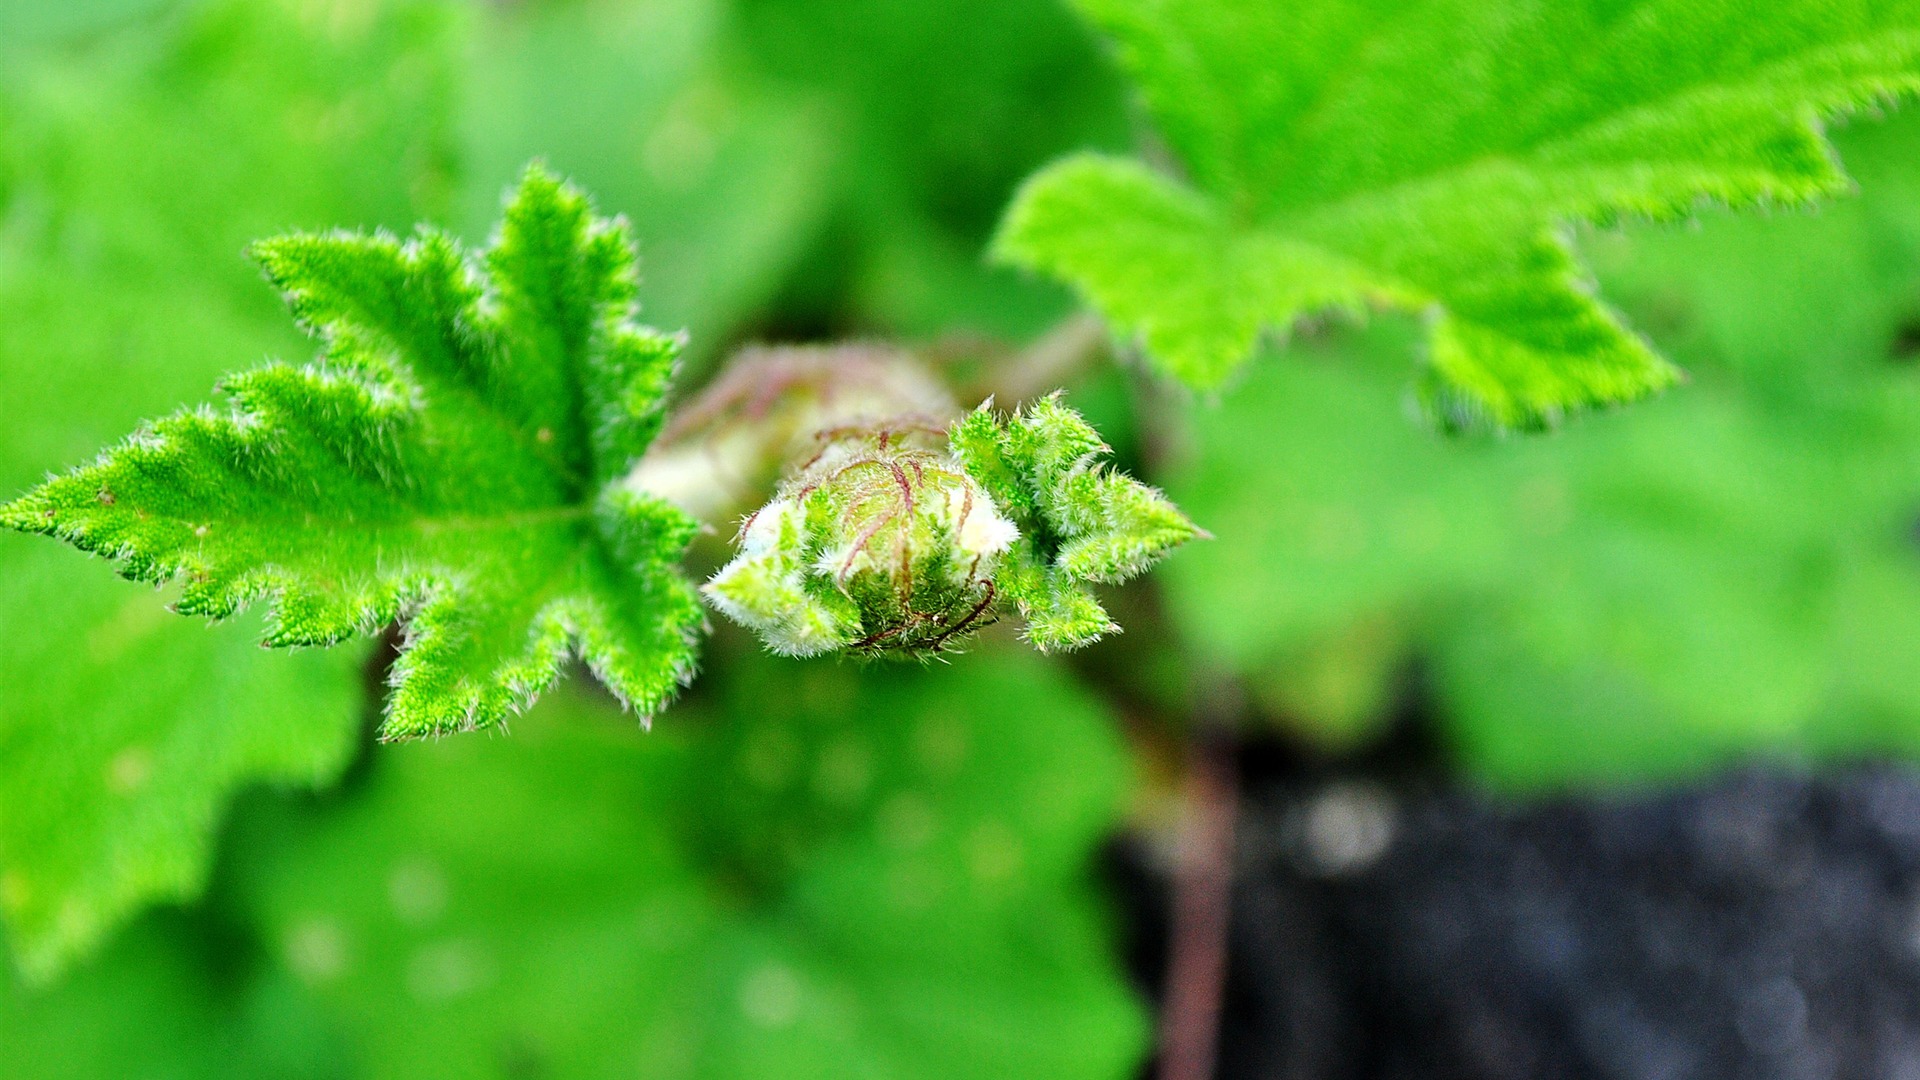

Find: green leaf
[222,647,1146,1078]
[459,0,835,366]
[1,911,345,1080]
[997,0,1920,429]
[3,166,704,740]
[0,0,447,979]
[3,916,246,1080]
[0,0,177,54]
[952,395,1201,650]
[1158,113,1920,784]
[0,549,367,983]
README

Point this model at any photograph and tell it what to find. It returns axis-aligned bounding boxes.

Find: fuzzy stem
[626,343,958,525]
[629,318,1113,524]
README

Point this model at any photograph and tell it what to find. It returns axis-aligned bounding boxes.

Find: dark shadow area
[1117,731,1920,1080]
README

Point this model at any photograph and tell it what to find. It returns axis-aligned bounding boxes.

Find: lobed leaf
[1158,110,1920,782]
[997,0,1920,429]
[0,0,448,980]
[3,166,704,739]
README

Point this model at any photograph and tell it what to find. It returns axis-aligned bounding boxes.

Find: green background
[5,0,1920,1075]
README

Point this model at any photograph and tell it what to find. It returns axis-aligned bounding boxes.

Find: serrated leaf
[1159,113,1920,785]
[997,0,1920,429]
[221,648,1146,1079]
[4,166,704,740]
[952,395,1200,650]
[459,0,835,365]
[0,0,447,979]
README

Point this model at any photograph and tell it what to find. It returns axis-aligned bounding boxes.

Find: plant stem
[1157,701,1240,1080]
[626,343,957,524]
[973,312,1110,405]
[631,317,1116,527]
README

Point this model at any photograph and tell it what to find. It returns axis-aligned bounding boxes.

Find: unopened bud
[704,423,1017,657]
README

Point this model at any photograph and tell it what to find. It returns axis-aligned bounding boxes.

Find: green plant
[7,0,1920,1076]
[4,165,1198,728]
[7,170,708,737]
[999,0,1920,430]
[1161,108,1920,786]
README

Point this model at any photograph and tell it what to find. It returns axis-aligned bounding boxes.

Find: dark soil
[1115,759,1920,1080]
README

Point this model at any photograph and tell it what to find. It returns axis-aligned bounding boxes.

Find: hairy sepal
[951,395,1202,652]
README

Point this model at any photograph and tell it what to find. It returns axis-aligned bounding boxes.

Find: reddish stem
[1156,731,1238,1080]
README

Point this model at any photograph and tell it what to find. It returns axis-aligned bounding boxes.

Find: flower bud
[704,423,1018,657]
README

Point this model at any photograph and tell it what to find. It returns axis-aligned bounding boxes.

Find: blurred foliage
[0,0,176,53]
[459,0,832,365]
[1162,112,1920,787]
[2,916,294,1079]
[4,647,1145,1079]
[730,0,1129,340]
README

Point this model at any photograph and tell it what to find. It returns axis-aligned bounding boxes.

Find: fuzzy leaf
[705,500,865,656]
[1159,113,1920,784]
[952,395,1200,650]
[3,167,703,739]
[997,0,1920,429]
[459,0,836,366]
[0,0,447,979]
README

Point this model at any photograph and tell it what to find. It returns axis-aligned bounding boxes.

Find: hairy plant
[4,166,1198,732]
[998,0,1920,430]
[4,166,704,739]
[9,7,1920,1069]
